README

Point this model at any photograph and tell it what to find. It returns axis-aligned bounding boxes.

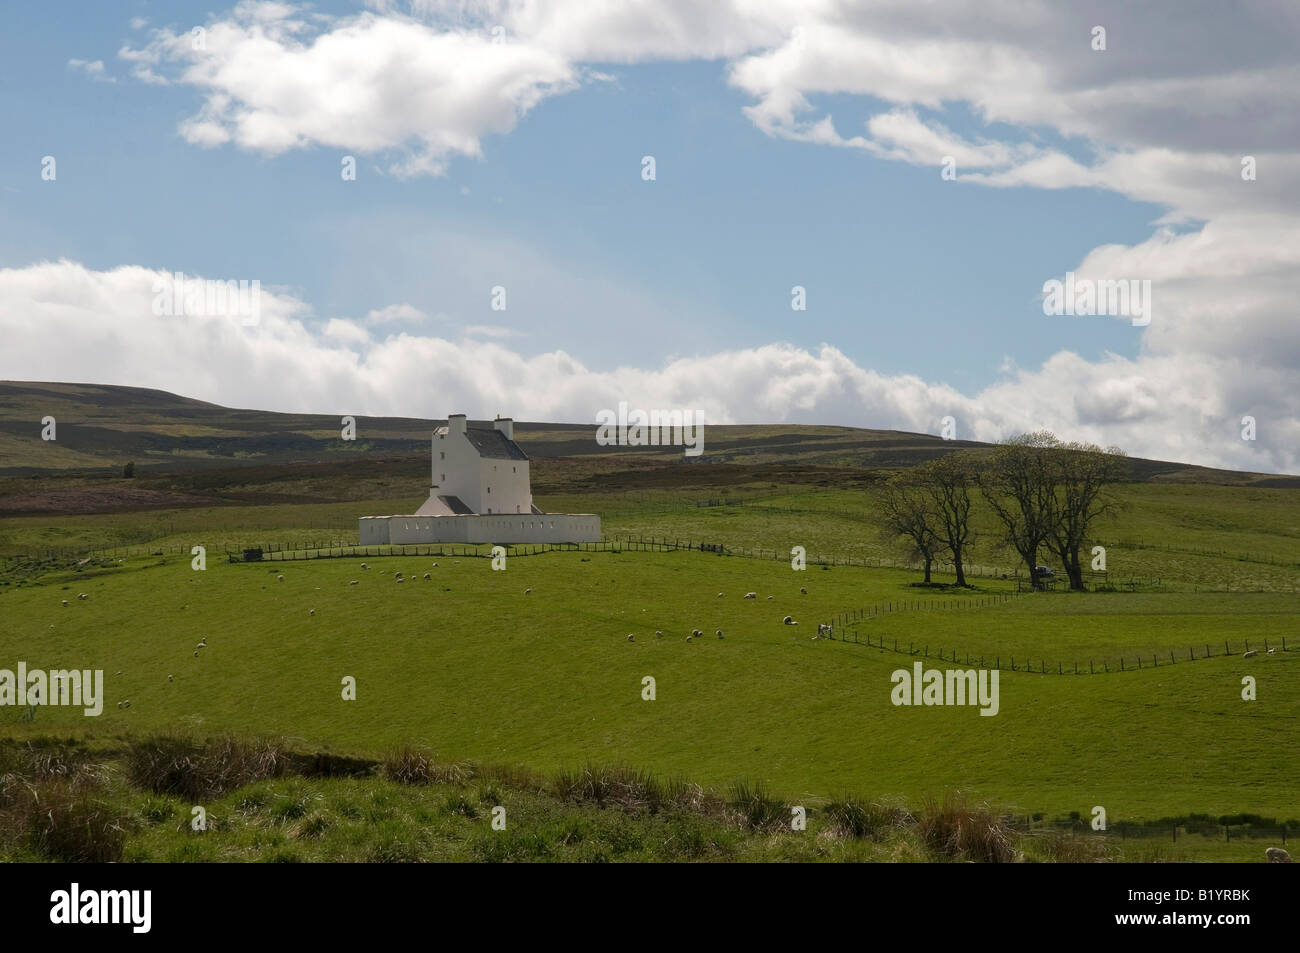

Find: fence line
[818,611,1289,675]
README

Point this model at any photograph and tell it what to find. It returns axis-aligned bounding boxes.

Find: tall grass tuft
[382,746,474,785]
[824,795,909,840]
[728,778,786,831]
[916,792,1019,862]
[125,734,286,800]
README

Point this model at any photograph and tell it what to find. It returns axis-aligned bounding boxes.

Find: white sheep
[349,580,359,585]
[800,587,807,595]
[685,635,693,643]
[717,592,723,598]
[1267,647,1276,655]
[627,634,635,642]
[716,629,724,639]
[309,608,316,616]
[744,592,756,599]
[691,629,702,637]
[423,572,431,580]
[1266,847,1293,862]
[1243,649,1258,658]
[277,574,284,581]
[61,599,69,607]
[524,588,532,595]
[78,593,88,600]
[655,630,663,638]
[783,616,797,625]
[196,639,206,648]
[361,563,369,569]
[168,675,174,682]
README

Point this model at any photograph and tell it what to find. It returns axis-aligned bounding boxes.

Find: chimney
[448,413,467,435]
[493,415,514,440]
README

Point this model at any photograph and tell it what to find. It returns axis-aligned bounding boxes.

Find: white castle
[358,414,601,545]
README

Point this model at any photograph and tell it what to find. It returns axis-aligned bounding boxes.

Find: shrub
[728,778,785,832]
[824,795,908,840]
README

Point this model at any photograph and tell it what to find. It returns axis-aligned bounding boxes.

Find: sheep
[116,701,123,709]
[61,599,69,607]
[77,593,88,600]
[194,651,199,658]
[524,588,532,595]
[685,635,693,643]
[717,592,723,598]
[691,629,702,638]
[627,634,635,642]
[716,629,724,639]
[167,675,174,683]
[277,574,285,582]
[743,592,756,599]
[396,577,405,583]
[432,562,438,567]
[1267,647,1276,655]
[122,700,131,709]
[783,616,797,625]
[361,563,369,570]
[800,587,807,595]
[423,572,431,580]
[309,608,316,616]
[114,670,122,676]
[766,595,774,600]
[196,639,207,648]
[1266,847,1293,863]
[349,580,359,585]
[1243,649,1258,658]
[654,630,663,638]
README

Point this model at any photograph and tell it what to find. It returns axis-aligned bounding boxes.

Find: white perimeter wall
[359,514,600,545]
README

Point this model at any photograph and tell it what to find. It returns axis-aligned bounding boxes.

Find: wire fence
[819,610,1290,674]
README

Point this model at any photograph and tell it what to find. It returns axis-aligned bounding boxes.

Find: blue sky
[0,1,1295,472]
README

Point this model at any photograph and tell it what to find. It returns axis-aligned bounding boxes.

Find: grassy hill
[0,380,1297,862]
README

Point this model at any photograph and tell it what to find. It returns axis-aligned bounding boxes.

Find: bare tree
[877,471,941,583]
[1043,442,1129,590]
[917,453,977,587]
[979,432,1059,588]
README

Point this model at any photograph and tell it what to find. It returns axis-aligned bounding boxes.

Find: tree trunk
[923,556,933,584]
[1066,549,1085,590]
[954,556,967,587]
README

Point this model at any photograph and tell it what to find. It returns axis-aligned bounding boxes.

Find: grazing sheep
[114,670,122,676]
[396,577,405,583]
[361,563,369,570]
[277,574,284,581]
[766,595,774,600]
[685,635,693,643]
[1267,647,1276,655]
[116,701,123,709]
[627,634,635,642]
[744,592,756,599]
[432,563,438,567]
[349,580,359,585]
[800,587,807,595]
[654,630,663,638]
[194,651,199,657]
[691,629,702,638]
[167,675,173,682]
[1266,847,1293,863]
[196,639,206,648]
[78,593,87,600]
[717,592,723,598]
[309,608,316,616]
[783,616,797,625]
[122,700,130,709]
[61,599,69,607]
[716,629,724,639]
[524,588,532,595]
[1243,649,1259,658]
[423,572,431,580]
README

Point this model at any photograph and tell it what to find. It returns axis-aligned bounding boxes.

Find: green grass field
[2,548,1294,830]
